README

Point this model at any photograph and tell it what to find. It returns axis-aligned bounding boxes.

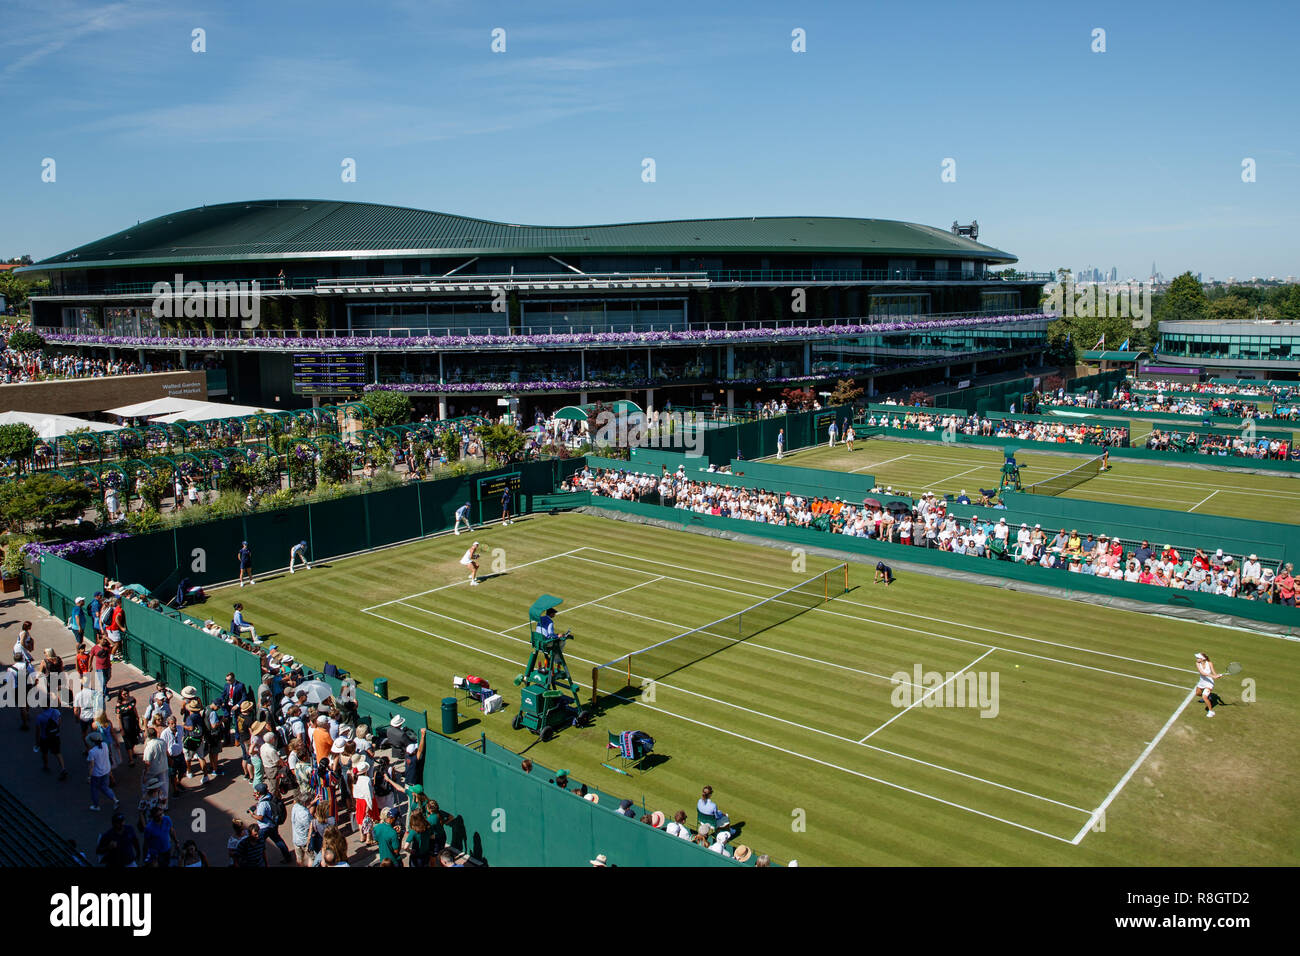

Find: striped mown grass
[774,438,1300,523]
[224,512,1300,866]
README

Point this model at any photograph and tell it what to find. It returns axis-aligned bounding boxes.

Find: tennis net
[590,563,849,703]
[1025,453,1105,496]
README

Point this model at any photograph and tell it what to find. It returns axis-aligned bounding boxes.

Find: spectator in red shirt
[106,599,126,662]
[1277,564,1296,607]
[90,636,112,712]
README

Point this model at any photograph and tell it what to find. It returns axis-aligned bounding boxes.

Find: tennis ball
[1014,664,1020,668]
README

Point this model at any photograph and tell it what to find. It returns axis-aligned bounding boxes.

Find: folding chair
[602,730,651,776]
[697,807,730,829]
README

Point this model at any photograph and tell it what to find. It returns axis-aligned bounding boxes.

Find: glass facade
[348,300,508,335]
[520,298,686,334]
[868,293,931,316]
[376,346,721,388]
[1159,331,1298,363]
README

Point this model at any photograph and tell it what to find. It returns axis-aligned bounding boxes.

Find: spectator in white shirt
[666,810,692,840]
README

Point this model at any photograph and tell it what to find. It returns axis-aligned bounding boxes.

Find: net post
[626,655,631,687]
[590,666,599,704]
[843,563,848,594]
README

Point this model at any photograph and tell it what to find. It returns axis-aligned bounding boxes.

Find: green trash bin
[373,678,389,700]
[441,697,458,734]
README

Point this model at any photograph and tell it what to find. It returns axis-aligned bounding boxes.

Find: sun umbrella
[862,498,883,509]
[296,679,335,704]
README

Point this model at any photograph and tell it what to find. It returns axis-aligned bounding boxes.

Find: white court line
[609,688,1079,844]
[922,465,985,490]
[585,602,1091,815]
[374,602,1078,840]
[850,454,911,473]
[825,445,1298,498]
[1071,690,1195,845]
[588,601,917,686]
[859,649,996,743]
[575,546,1199,676]
[500,574,665,631]
[373,566,1086,817]
[568,551,1187,691]
[1187,489,1219,513]
[360,549,580,611]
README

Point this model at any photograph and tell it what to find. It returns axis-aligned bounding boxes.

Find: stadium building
[19,200,1051,415]
[1155,320,1300,378]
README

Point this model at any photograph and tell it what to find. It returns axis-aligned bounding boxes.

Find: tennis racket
[1222,661,1244,677]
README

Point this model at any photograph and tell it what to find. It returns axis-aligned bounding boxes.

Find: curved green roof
[25,199,1017,272]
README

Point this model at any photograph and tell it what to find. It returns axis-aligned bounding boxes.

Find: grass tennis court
[774,438,1300,524]
[1125,417,1298,446]
[222,512,1299,866]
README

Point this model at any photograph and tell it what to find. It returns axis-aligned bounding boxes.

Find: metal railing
[707,268,1053,284]
[46,268,1053,298]
[35,308,1048,346]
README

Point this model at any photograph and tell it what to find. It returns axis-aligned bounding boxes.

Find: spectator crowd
[860,409,1127,447]
[564,464,1298,610]
[1144,429,1293,460]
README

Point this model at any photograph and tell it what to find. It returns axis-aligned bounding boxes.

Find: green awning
[554,400,643,421]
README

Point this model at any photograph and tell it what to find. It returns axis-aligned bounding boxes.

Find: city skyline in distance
[1,1,1296,281]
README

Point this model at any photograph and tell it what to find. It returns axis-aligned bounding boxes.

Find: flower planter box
[2,576,21,593]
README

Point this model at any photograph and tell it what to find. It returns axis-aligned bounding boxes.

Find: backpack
[268,792,287,826]
[277,764,296,796]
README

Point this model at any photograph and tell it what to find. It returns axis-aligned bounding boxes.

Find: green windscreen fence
[865,403,1120,432]
[581,494,1300,629]
[728,457,876,500]
[932,375,1048,414]
[701,405,853,465]
[30,555,262,700]
[590,452,876,503]
[102,459,562,591]
[423,732,740,867]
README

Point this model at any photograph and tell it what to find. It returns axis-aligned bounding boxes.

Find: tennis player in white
[460,541,481,586]
[1194,651,1221,717]
[453,501,472,535]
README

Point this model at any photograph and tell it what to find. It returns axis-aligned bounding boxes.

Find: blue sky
[3,0,1297,279]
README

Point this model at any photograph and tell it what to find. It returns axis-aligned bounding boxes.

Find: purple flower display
[22,532,131,564]
[365,373,842,394]
[40,314,1048,353]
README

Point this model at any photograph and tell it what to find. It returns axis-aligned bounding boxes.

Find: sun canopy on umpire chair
[529,594,564,629]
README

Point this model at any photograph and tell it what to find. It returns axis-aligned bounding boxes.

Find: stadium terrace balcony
[35,310,1049,350]
[41,268,1053,299]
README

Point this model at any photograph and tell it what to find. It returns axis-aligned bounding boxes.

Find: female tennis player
[1194,651,1221,717]
[460,541,481,587]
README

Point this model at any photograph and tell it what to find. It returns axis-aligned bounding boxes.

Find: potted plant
[1,540,27,592]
